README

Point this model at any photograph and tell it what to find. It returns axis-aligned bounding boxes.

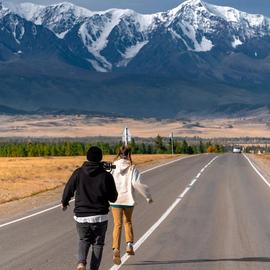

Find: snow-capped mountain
[6,2,156,71]
[0,7,60,59]
[0,0,270,117]
[7,2,93,38]
[4,0,269,73]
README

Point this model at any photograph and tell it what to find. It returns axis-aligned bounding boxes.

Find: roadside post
[122,127,131,146]
[170,132,174,155]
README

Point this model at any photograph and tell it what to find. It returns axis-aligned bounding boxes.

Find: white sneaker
[76,263,86,270]
[126,242,135,255]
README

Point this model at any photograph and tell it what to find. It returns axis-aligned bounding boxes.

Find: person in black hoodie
[62,146,118,270]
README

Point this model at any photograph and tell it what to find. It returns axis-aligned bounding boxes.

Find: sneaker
[76,263,86,270]
[126,242,135,255]
[113,249,121,265]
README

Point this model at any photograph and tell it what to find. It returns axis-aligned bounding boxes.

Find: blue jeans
[76,221,108,270]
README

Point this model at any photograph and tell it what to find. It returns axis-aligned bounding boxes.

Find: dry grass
[248,154,270,181]
[0,154,179,204]
[256,154,270,160]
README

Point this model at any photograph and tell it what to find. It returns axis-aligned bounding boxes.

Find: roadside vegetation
[0,136,225,204]
[0,136,225,157]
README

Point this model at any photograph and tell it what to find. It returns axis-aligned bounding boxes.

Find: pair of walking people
[62,146,153,270]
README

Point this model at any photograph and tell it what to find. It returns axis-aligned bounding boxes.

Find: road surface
[1,153,270,270]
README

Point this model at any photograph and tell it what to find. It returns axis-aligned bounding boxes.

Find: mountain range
[0,0,270,118]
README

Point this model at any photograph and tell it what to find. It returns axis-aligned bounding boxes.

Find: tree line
[0,136,225,157]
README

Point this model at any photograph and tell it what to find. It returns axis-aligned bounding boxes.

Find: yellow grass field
[0,154,179,204]
[257,154,270,160]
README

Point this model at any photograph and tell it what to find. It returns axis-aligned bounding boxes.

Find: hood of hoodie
[114,159,132,174]
[81,161,102,176]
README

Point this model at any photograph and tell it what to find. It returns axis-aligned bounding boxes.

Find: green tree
[138,143,147,154]
[129,138,138,154]
[155,135,166,154]
[181,140,189,154]
[199,141,205,153]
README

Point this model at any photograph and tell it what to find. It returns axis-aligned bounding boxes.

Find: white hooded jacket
[110,159,152,206]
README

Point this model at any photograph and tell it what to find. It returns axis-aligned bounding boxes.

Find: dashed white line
[189,179,197,186]
[109,155,218,270]
[0,155,195,229]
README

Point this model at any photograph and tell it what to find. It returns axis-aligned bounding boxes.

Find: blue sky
[7,0,270,17]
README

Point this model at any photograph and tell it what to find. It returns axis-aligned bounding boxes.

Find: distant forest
[0,136,225,157]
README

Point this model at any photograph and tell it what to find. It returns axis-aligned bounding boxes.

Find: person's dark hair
[87,146,103,162]
[115,145,132,164]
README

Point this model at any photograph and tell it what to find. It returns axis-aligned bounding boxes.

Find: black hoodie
[62,161,118,217]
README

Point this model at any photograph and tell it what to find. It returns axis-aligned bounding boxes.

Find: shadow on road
[127,257,270,266]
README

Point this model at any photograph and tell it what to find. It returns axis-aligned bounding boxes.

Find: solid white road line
[0,155,195,229]
[0,204,61,229]
[243,154,270,189]
[141,155,194,174]
[109,155,218,270]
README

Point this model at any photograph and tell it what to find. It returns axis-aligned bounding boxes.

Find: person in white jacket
[110,146,153,265]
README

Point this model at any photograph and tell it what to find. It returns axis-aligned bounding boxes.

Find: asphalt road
[1,153,270,270]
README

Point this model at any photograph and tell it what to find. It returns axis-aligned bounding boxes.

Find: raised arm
[131,167,152,202]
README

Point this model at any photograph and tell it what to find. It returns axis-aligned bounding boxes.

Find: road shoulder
[246,154,270,182]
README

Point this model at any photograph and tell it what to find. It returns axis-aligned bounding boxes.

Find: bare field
[0,154,180,205]
[1,115,270,138]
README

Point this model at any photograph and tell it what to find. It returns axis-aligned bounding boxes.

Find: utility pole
[170,132,174,155]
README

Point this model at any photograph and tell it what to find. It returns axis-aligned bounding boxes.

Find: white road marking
[243,154,270,189]
[109,155,218,270]
[179,187,191,199]
[0,204,61,229]
[189,179,197,186]
[141,155,194,174]
[0,155,194,229]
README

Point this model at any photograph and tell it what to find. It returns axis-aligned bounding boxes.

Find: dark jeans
[76,221,108,270]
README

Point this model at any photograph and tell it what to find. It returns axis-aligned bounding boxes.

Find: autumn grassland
[0,154,180,204]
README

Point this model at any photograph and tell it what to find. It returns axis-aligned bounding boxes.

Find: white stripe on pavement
[109,155,218,270]
[141,155,194,174]
[243,154,270,189]
[0,155,195,229]
[0,204,61,229]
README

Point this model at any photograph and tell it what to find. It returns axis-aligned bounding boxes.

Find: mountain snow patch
[198,36,213,51]
[7,3,45,22]
[232,36,243,48]
[117,40,149,67]
[88,59,108,72]
[181,23,213,52]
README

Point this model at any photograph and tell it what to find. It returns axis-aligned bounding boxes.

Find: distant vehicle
[233,147,242,153]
